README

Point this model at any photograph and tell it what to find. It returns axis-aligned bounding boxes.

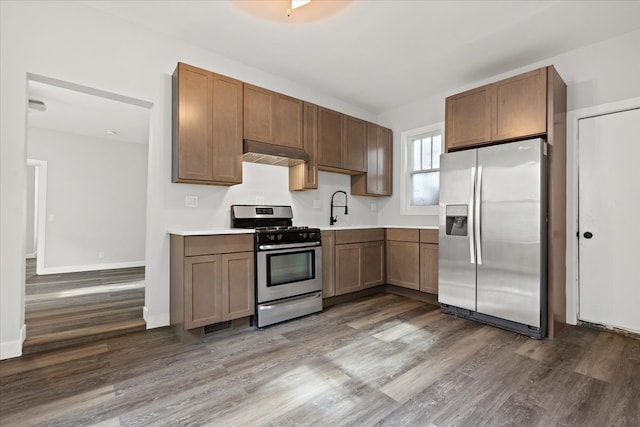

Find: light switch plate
[256,196,265,205]
[313,200,321,209]
[185,195,198,208]
[371,202,377,211]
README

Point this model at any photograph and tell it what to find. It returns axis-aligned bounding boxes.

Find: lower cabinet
[420,229,439,295]
[419,243,439,294]
[170,234,254,339]
[333,229,385,296]
[386,228,439,295]
[321,230,336,297]
[386,228,420,290]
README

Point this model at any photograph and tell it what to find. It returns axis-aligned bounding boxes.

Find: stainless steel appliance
[231,205,322,327]
[438,138,547,339]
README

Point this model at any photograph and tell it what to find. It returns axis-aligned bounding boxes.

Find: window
[400,123,443,215]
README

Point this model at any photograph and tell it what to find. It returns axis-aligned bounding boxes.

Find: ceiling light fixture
[106,130,118,135]
[287,0,311,16]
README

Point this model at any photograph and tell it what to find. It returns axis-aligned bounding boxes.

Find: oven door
[256,243,322,303]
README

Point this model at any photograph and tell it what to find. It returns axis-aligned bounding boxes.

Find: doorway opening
[24,74,152,353]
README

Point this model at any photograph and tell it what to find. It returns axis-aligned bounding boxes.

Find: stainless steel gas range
[231,205,322,327]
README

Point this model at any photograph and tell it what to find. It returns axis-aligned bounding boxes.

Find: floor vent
[204,321,231,334]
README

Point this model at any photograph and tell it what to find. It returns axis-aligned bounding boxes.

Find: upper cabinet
[289,102,319,191]
[352,123,392,196]
[317,107,367,174]
[172,62,243,185]
[445,67,547,152]
[243,83,303,149]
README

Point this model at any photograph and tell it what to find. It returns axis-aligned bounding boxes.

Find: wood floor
[24,259,146,353]
[1,293,639,426]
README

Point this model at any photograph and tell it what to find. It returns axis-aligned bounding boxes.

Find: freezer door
[475,139,546,327]
[438,149,477,311]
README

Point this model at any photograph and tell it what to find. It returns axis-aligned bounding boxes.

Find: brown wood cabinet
[172,62,243,185]
[352,123,392,196]
[445,67,547,152]
[289,102,318,191]
[321,230,335,297]
[317,108,367,174]
[170,233,254,341]
[334,229,385,296]
[419,229,439,294]
[243,83,303,149]
[386,228,420,290]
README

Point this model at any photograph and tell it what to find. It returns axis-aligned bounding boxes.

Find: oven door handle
[258,241,321,251]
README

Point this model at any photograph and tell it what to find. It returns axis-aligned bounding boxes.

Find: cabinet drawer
[419,229,439,244]
[184,234,253,256]
[335,228,385,244]
[386,228,419,242]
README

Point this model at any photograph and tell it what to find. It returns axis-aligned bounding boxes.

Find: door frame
[566,97,640,325]
[26,159,47,273]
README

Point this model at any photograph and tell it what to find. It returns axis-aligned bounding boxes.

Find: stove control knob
[277,234,283,241]
[302,233,308,239]
[268,235,275,241]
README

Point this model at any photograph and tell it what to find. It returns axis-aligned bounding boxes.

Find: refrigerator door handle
[475,166,483,265]
[469,166,476,264]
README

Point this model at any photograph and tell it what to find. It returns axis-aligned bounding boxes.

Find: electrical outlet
[256,196,265,205]
[313,200,321,209]
[185,195,198,208]
[98,251,105,259]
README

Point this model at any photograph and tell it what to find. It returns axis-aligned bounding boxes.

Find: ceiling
[27,80,150,145]
[80,0,640,114]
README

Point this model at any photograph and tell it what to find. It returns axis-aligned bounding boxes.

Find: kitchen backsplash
[165,161,379,230]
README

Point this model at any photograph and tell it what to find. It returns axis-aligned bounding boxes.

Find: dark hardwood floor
[24,259,146,353]
[1,293,638,426]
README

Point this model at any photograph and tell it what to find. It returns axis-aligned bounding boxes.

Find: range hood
[242,140,309,167]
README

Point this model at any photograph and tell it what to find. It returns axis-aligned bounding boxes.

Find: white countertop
[167,228,254,236]
[169,225,438,235]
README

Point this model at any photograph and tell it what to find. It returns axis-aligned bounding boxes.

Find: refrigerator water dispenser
[446,204,468,236]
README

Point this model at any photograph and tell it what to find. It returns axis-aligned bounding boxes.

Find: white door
[578,107,640,333]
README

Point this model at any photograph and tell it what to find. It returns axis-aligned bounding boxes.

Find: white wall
[27,128,148,272]
[0,1,376,359]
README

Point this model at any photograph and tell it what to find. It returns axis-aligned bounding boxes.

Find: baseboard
[143,307,169,329]
[37,260,145,275]
[0,324,26,360]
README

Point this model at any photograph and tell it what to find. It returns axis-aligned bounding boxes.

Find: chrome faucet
[330,190,348,225]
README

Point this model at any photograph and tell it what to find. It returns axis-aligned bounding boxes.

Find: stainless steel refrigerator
[438,138,547,339]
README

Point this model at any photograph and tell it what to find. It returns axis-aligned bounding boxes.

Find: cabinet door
[363,241,385,288]
[212,74,243,184]
[275,94,303,149]
[289,102,318,190]
[243,83,274,143]
[184,255,222,328]
[174,63,213,182]
[377,126,392,195]
[445,85,492,151]
[492,67,547,142]
[343,115,367,172]
[420,243,439,294]
[386,241,420,290]
[321,231,335,297]
[318,107,343,168]
[352,124,393,196]
[335,243,362,295]
[222,252,255,320]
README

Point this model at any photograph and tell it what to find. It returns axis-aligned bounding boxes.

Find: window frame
[399,122,444,216]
